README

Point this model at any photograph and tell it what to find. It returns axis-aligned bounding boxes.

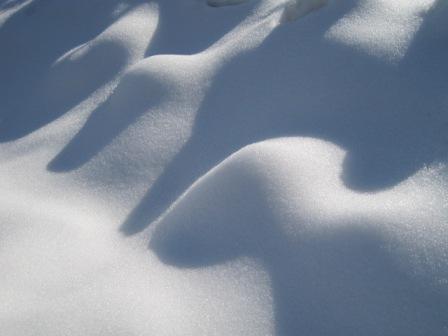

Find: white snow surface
[0,0,447,335]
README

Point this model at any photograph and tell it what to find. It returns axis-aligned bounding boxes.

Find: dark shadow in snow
[0,0,145,141]
[121,1,448,235]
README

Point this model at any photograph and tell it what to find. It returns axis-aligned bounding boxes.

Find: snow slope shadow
[0,0,148,141]
[121,1,448,235]
[149,138,448,335]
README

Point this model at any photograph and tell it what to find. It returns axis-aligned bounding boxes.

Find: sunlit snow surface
[0,0,447,335]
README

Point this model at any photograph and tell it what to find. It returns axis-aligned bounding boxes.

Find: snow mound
[152,137,448,335]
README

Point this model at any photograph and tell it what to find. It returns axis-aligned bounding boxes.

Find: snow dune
[0,0,447,335]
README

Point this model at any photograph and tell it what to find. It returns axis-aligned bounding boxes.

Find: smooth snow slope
[0,0,447,335]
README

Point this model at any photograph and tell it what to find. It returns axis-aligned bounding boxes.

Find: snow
[207,0,249,7]
[326,0,439,60]
[152,137,448,334]
[0,0,447,335]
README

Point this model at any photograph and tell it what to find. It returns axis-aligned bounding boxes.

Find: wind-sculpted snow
[0,0,447,335]
[151,138,448,335]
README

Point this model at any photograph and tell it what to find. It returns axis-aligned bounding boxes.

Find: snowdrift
[0,0,447,335]
[151,137,448,335]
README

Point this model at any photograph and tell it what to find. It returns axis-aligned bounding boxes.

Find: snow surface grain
[0,0,447,335]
